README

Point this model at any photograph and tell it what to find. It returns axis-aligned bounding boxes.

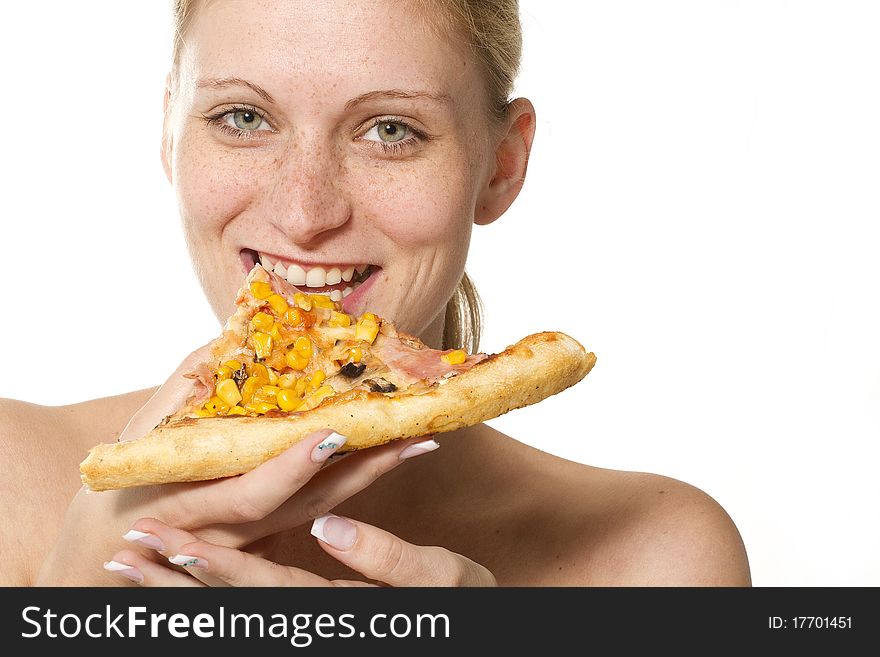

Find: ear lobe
[161,74,174,183]
[474,98,536,226]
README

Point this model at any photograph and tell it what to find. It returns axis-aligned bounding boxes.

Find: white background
[1,2,877,586]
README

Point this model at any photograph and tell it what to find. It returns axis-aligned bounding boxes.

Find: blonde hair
[171,0,523,352]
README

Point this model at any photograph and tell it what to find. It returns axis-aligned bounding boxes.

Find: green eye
[232,110,263,131]
[375,122,407,142]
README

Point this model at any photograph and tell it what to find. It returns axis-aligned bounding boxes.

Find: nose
[266,140,351,244]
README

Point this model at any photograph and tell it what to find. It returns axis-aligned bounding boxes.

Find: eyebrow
[196,77,275,104]
[344,89,451,111]
[195,80,450,111]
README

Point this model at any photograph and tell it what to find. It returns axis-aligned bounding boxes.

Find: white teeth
[326,267,342,285]
[329,289,343,302]
[287,264,306,286]
[260,258,369,288]
[342,286,354,298]
[305,266,327,287]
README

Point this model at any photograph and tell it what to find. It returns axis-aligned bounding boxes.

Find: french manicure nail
[104,561,144,584]
[399,438,440,460]
[123,529,165,551]
[311,514,357,550]
[168,554,209,569]
[311,431,348,463]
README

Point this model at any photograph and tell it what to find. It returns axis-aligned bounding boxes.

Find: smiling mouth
[241,249,378,301]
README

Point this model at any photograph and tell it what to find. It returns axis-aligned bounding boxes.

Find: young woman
[2,0,750,586]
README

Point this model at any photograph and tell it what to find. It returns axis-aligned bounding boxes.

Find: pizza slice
[80,265,596,491]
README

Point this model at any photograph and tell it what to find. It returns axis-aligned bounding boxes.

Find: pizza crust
[80,332,596,491]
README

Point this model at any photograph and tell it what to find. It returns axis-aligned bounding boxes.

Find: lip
[241,249,260,274]
[341,265,379,314]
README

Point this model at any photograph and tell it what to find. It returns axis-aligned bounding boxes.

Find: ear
[161,73,174,183]
[474,97,536,226]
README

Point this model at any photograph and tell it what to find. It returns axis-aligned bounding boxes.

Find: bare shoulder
[0,397,84,496]
[0,390,155,585]
[442,427,751,586]
[582,469,752,586]
[0,389,158,474]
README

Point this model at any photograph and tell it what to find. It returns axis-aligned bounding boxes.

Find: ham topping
[371,334,486,386]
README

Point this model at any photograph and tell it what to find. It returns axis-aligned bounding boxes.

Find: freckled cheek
[353,164,475,248]
[173,137,257,233]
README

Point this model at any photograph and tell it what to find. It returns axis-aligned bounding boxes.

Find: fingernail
[311,514,357,550]
[399,438,440,460]
[123,529,165,551]
[311,431,348,463]
[104,561,144,584]
[168,554,209,569]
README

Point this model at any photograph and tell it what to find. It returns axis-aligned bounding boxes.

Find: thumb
[118,343,214,442]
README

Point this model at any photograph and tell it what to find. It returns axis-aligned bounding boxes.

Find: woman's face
[165,0,498,345]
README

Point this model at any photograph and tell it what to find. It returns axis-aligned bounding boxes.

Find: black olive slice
[364,378,397,393]
[339,362,367,378]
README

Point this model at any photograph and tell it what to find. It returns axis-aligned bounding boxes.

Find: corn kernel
[244,401,278,415]
[294,292,312,311]
[310,294,335,310]
[277,373,298,389]
[441,349,467,366]
[309,370,326,391]
[205,395,230,414]
[348,347,363,363]
[223,359,242,372]
[270,322,283,342]
[249,362,270,382]
[267,367,279,385]
[226,405,247,416]
[216,378,243,406]
[328,311,351,327]
[250,311,274,332]
[251,332,274,360]
[355,316,379,344]
[294,336,313,356]
[276,388,300,412]
[299,385,335,411]
[285,307,305,326]
[241,376,263,403]
[285,349,309,371]
[194,408,214,418]
[314,384,334,398]
[362,312,378,323]
[253,385,279,405]
[216,365,233,381]
[267,294,289,315]
[294,376,309,398]
[250,281,274,300]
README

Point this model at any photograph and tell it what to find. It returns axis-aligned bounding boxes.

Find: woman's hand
[33,345,431,586]
[37,426,433,585]
[106,513,497,587]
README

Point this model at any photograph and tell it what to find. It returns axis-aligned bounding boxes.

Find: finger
[173,429,345,527]
[125,518,234,588]
[227,436,439,544]
[118,343,215,442]
[104,549,205,587]
[330,580,380,587]
[165,539,331,587]
[311,515,497,587]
